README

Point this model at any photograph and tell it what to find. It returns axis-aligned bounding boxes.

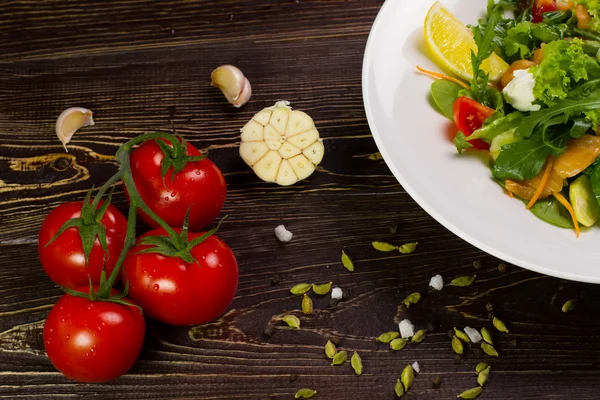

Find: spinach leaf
[453,132,474,154]
[430,80,462,120]
[492,135,554,180]
[529,198,574,228]
[584,158,600,204]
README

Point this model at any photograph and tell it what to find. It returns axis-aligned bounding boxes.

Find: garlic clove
[210,64,252,108]
[55,107,94,152]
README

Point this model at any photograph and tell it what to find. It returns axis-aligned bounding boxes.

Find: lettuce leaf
[504,21,565,60]
[531,39,600,106]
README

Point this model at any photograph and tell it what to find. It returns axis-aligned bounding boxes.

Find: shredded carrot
[553,192,580,238]
[507,190,514,198]
[416,66,470,90]
[526,158,554,210]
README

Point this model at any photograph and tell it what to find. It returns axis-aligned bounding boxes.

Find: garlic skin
[55,107,94,152]
[210,65,251,107]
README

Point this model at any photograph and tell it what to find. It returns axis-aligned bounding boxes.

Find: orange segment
[424,2,509,82]
[506,162,564,200]
[553,134,600,179]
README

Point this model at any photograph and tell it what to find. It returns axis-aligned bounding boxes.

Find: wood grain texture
[2,0,600,399]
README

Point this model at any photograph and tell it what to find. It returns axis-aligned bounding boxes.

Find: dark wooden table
[2,1,600,399]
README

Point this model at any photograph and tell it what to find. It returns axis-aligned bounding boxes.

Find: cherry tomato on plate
[532,0,557,23]
[452,96,496,150]
[127,138,227,231]
[43,288,145,383]
[38,201,127,289]
[123,228,238,326]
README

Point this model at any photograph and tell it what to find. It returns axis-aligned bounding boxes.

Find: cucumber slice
[489,129,519,160]
[569,175,600,227]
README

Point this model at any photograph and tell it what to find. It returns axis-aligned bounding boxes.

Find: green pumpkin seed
[295,388,317,399]
[325,340,337,359]
[341,250,354,272]
[372,241,398,252]
[454,328,470,343]
[399,242,418,254]
[390,338,408,351]
[282,315,300,329]
[450,275,476,287]
[492,317,509,333]
[290,283,312,295]
[451,335,464,354]
[351,352,363,375]
[312,282,333,295]
[403,292,421,308]
[475,362,489,374]
[331,350,348,366]
[301,294,313,316]
[480,327,493,344]
[457,386,482,399]
[562,298,577,313]
[394,379,405,397]
[377,331,400,343]
[477,366,490,386]
[401,365,414,391]
[481,342,498,357]
[411,329,427,344]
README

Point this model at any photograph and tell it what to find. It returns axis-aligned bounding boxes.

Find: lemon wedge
[424,2,509,82]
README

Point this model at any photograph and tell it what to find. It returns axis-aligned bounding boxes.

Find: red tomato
[43,288,145,382]
[38,201,127,289]
[532,0,557,23]
[127,139,227,231]
[452,96,495,150]
[123,228,238,326]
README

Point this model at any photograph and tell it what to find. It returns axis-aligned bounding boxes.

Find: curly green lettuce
[504,21,564,60]
[531,38,600,106]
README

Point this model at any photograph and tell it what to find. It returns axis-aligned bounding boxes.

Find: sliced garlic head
[211,65,252,108]
[55,107,94,152]
[239,101,324,185]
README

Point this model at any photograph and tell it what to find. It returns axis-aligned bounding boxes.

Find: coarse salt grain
[464,326,483,343]
[398,319,415,339]
[429,274,444,290]
[274,225,293,242]
[412,361,420,374]
[331,287,343,300]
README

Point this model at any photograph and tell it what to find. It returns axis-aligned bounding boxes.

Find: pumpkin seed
[325,340,337,359]
[390,338,408,351]
[341,250,354,272]
[399,242,418,254]
[401,365,414,391]
[450,275,476,287]
[331,350,348,366]
[372,241,398,252]
[290,283,312,295]
[377,331,400,343]
[301,294,313,316]
[282,315,300,329]
[457,386,482,399]
[351,352,363,375]
[295,388,317,399]
[492,317,509,333]
[312,282,333,295]
[562,298,577,313]
[481,342,498,357]
[403,292,421,308]
[451,335,464,354]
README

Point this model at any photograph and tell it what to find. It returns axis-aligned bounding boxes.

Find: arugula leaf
[492,135,554,180]
[468,112,524,142]
[430,80,462,120]
[570,117,593,138]
[453,132,474,154]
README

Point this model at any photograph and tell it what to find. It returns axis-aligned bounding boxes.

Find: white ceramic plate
[362,0,600,283]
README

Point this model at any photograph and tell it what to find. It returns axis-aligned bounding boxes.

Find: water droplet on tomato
[164,196,169,201]
[195,171,201,175]
[152,284,160,292]
[87,304,92,310]
[65,335,70,340]
[60,318,65,323]
[170,192,176,198]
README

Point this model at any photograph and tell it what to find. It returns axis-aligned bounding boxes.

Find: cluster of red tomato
[38,137,238,382]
